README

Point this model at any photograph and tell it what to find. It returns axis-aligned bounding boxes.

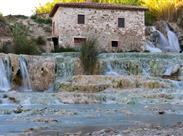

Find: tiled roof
[49,2,148,17]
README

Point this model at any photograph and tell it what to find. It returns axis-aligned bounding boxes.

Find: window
[74,38,86,45]
[118,18,125,28]
[78,14,85,24]
[112,41,118,47]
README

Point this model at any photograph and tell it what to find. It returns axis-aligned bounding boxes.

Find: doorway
[52,37,59,50]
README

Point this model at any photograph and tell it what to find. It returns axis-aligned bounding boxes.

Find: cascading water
[56,56,75,81]
[166,25,181,53]
[105,61,119,76]
[0,58,11,91]
[145,41,162,53]
[4,57,12,82]
[164,64,180,76]
[150,25,181,52]
[19,56,32,91]
[156,30,172,51]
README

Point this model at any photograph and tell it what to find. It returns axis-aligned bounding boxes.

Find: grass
[10,23,41,55]
[79,38,98,75]
[52,47,77,53]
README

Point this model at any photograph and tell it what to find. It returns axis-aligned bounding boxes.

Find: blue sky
[0,0,52,16]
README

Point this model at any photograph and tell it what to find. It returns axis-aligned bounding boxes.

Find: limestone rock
[24,55,55,91]
[58,75,172,92]
[57,92,101,104]
[1,53,55,91]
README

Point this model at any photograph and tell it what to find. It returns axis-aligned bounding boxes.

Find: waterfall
[56,56,75,82]
[156,30,172,51]
[145,41,162,53]
[164,64,180,76]
[19,56,32,91]
[166,25,181,53]
[0,58,11,91]
[4,57,12,82]
[151,25,181,52]
[105,61,119,76]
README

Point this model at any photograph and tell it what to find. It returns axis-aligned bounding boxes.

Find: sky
[0,0,53,16]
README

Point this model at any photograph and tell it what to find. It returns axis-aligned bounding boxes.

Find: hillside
[0,15,52,53]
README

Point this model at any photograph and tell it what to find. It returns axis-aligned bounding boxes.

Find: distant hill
[0,15,52,53]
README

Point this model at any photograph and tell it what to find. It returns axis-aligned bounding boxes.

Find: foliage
[145,11,156,26]
[0,12,5,22]
[10,23,41,55]
[0,41,14,53]
[79,39,98,75]
[98,0,139,5]
[31,15,52,25]
[139,0,183,21]
[52,47,77,52]
[13,15,29,19]
[35,36,46,45]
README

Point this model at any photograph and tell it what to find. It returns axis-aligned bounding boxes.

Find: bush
[145,11,156,26]
[0,41,14,53]
[79,39,98,75]
[35,36,46,45]
[10,23,41,55]
[31,15,52,25]
[13,15,28,19]
[0,13,5,22]
[13,39,40,55]
[52,47,77,53]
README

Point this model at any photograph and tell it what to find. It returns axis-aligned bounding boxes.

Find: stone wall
[52,7,145,52]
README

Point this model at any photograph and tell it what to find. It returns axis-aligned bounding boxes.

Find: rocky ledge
[58,75,173,92]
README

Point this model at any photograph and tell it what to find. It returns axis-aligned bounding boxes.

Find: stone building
[50,2,147,52]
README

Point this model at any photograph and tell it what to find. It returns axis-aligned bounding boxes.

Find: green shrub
[52,47,77,53]
[10,23,41,55]
[145,11,156,26]
[0,13,5,22]
[0,41,14,53]
[13,15,28,19]
[79,39,98,75]
[30,15,37,20]
[35,36,46,45]
[13,39,40,55]
[31,15,52,25]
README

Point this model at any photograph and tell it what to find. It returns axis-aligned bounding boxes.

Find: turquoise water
[0,88,182,135]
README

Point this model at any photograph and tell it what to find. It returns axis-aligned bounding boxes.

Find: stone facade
[51,3,146,52]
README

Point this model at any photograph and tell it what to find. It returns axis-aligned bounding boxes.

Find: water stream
[166,25,181,52]
[105,61,119,76]
[19,56,32,91]
[0,52,183,134]
[0,58,11,91]
[145,24,181,53]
